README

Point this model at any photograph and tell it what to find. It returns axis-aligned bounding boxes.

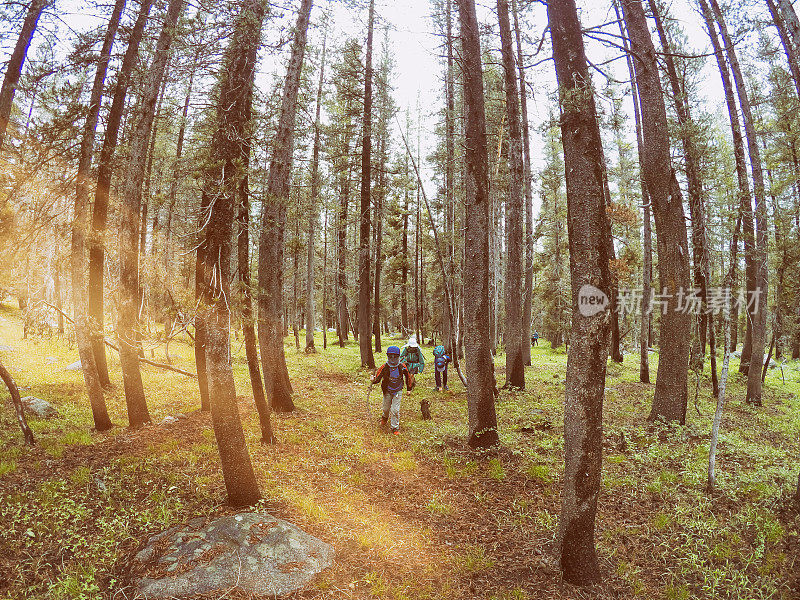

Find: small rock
[161,416,179,425]
[44,356,58,364]
[65,360,82,371]
[21,396,59,419]
[94,477,107,492]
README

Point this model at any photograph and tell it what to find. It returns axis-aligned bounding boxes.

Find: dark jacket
[372,362,415,394]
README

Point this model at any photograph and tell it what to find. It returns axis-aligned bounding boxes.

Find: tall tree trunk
[373,154,383,353]
[358,0,376,368]
[708,0,769,406]
[622,0,691,424]
[258,0,313,412]
[614,0,651,383]
[117,0,184,428]
[457,0,499,449]
[0,0,48,150]
[199,0,266,507]
[336,157,350,346]
[548,0,613,584]
[401,161,410,335]
[306,33,326,353]
[497,0,526,389]
[239,169,275,444]
[511,0,533,367]
[767,0,800,100]
[698,0,756,369]
[195,191,212,412]
[650,0,713,376]
[88,0,154,389]
[776,0,800,53]
[70,0,127,432]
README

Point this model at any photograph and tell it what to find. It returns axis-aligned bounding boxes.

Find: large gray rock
[65,360,82,371]
[133,512,333,599]
[21,396,59,418]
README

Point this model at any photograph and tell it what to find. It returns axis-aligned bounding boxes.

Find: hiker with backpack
[531,331,539,347]
[401,336,430,419]
[432,345,451,392]
[400,336,425,375]
[371,345,415,434]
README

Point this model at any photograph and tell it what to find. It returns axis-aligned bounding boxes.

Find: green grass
[1,303,799,599]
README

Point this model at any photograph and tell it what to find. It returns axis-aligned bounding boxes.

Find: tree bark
[0,0,49,150]
[306,33,326,353]
[258,0,313,412]
[117,0,184,428]
[88,0,154,389]
[457,0,499,449]
[650,0,712,368]
[511,0,533,367]
[767,0,800,100]
[70,0,127,432]
[613,0,651,383]
[0,360,35,445]
[498,0,526,389]
[199,0,269,506]
[622,0,691,425]
[238,171,275,444]
[708,0,769,406]
[336,157,351,346]
[697,0,756,372]
[358,0,376,369]
[548,0,613,585]
[195,191,211,412]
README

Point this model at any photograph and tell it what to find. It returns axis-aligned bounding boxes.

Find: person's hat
[407,336,419,348]
[387,345,401,355]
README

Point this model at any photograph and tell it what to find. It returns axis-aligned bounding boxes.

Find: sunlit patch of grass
[425,492,453,515]
[60,429,92,447]
[391,450,417,472]
[0,459,17,477]
[525,463,552,485]
[487,457,505,481]
[651,512,673,531]
[456,544,494,573]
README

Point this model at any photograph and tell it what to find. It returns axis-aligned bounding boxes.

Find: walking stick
[366,383,373,419]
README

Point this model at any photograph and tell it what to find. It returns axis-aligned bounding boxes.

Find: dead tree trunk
[548,0,613,585]
[0,360,35,445]
[457,0,500,449]
[258,0,313,412]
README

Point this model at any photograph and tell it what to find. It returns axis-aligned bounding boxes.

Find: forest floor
[0,302,799,600]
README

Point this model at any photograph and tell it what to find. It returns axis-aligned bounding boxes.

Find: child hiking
[400,336,430,419]
[371,346,415,434]
[432,345,451,391]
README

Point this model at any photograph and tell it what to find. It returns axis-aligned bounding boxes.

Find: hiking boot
[391,428,399,435]
[443,385,449,391]
[380,416,388,427]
